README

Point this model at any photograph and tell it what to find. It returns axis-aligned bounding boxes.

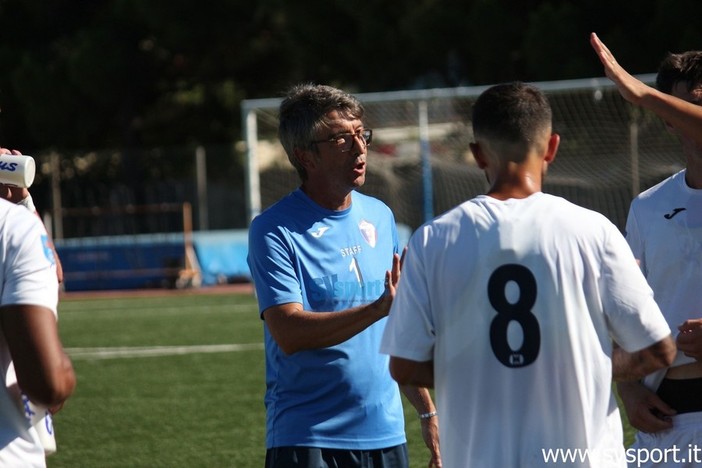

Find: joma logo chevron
[663,208,686,219]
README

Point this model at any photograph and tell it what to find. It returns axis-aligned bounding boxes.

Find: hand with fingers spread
[382,247,408,305]
[590,33,650,105]
[590,31,702,148]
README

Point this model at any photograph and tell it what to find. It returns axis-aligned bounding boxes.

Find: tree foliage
[0,0,700,153]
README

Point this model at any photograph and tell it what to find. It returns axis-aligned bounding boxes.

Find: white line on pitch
[66,343,264,360]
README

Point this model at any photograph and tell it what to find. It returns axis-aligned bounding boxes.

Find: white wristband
[16,194,36,213]
[419,411,437,420]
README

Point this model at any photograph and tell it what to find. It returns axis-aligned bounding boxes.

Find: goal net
[242,75,683,233]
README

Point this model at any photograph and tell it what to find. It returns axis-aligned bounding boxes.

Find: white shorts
[628,412,702,467]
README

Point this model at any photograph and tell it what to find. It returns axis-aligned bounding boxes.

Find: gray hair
[278,83,365,180]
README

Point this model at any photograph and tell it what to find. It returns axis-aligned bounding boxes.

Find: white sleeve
[1,206,58,314]
[601,226,669,352]
[380,228,435,362]
[624,202,645,273]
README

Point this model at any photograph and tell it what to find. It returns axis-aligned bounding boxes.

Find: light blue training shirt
[247,188,405,450]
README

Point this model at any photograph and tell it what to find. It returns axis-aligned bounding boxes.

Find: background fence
[242,74,683,233]
[29,75,685,290]
[30,145,249,239]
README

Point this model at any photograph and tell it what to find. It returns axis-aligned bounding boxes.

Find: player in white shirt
[380,82,675,467]
[593,34,702,467]
[0,148,75,467]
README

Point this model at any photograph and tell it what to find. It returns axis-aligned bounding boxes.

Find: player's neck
[486,165,543,200]
[684,158,702,190]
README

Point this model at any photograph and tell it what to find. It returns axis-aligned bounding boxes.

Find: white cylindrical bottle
[0,154,36,188]
[22,394,57,455]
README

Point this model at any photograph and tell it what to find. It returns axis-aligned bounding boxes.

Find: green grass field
[48,289,635,467]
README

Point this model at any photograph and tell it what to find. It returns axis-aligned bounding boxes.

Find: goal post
[241,74,680,233]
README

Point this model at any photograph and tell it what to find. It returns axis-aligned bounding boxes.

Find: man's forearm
[400,384,435,415]
[612,335,676,381]
[389,357,434,388]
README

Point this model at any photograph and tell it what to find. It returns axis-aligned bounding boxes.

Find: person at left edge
[0,147,70,466]
[247,83,441,468]
[0,148,76,466]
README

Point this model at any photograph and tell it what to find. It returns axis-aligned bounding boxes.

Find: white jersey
[381,192,670,468]
[625,169,702,389]
[0,200,59,468]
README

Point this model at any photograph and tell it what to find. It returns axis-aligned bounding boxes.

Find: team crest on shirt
[41,235,56,265]
[358,219,377,248]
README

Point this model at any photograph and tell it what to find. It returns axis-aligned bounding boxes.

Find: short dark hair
[656,51,702,95]
[472,82,552,147]
[278,84,364,180]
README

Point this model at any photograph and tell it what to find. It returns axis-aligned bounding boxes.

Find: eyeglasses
[310,129,373,153]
